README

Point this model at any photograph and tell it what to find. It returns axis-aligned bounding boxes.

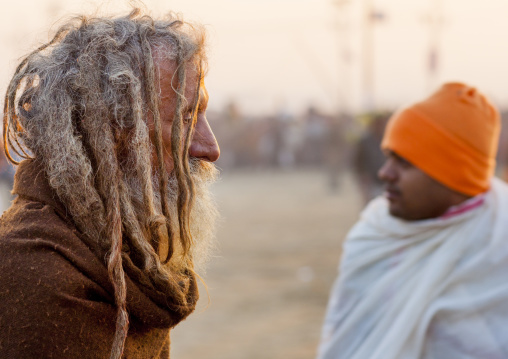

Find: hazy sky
[1,0,508,115]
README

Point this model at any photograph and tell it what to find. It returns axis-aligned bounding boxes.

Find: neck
[441,192,484,219]
[449,192,473,207]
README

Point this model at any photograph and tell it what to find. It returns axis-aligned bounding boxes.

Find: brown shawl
[0,160,198,358]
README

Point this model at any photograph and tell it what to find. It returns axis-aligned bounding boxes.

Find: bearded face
[119,52,220,275]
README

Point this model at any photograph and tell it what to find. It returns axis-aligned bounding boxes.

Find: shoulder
[1,193,73,237]
[0,195,112,298]
[0,196,117,358]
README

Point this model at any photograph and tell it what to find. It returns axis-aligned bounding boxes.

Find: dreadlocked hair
[3,9,207,359]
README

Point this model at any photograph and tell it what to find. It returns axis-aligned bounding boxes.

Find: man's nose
[189,117,220,162]
[378,159,395,183]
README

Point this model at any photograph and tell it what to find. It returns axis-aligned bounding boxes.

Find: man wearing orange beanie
[318,82,508,359]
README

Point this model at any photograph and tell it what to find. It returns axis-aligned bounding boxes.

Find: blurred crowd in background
[211,104,508,202]
[207,105,391,203]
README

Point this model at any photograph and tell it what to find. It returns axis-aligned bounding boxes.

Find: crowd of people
[1,7,508,359]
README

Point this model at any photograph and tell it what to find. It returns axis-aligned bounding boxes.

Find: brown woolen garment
[0,160,199,358]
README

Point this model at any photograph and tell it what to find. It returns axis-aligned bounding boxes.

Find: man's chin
[388,203,408,220]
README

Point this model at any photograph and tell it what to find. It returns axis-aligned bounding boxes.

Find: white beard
[181,159,220,273]
[128,158,220,274]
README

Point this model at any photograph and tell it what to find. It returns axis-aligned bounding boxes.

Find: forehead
[154,55,202,102]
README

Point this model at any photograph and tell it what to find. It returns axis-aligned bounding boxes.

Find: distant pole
[332,0,351,115]
[362,0,375,111]
[425,0,444,91]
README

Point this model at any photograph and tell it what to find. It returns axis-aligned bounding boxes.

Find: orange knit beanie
[381,82,500,196]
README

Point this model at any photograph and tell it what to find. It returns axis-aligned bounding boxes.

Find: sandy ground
[171,169,363,359]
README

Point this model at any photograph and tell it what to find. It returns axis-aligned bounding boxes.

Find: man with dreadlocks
[0,9,220,359]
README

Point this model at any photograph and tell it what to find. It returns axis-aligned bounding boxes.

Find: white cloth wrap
[318,178,508,359]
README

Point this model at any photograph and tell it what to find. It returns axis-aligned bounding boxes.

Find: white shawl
[318,178,508,359]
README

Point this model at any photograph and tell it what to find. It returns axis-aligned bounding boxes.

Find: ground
[171,169,362,359]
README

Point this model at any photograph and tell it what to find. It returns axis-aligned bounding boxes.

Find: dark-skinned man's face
[378,150,469,220]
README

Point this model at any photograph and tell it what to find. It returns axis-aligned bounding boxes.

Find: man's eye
[183,112,193,123]
[396,157,412,168]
